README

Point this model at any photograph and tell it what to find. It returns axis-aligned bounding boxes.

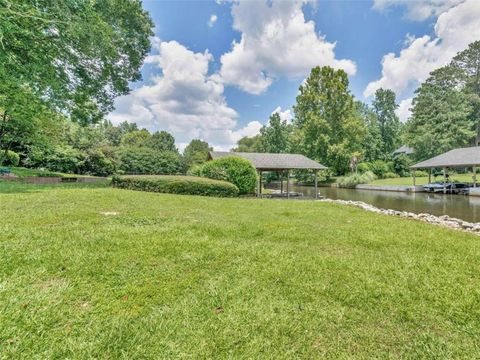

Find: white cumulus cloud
[373,0,465,21]
[365,0,480,98]
[219,0,356,94]
[109,38,258,149]
[271,106,293,123]
[208,14,218,27]
[395,98,413,123]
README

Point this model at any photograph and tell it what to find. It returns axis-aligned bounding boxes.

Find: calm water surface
[268,183,480,223]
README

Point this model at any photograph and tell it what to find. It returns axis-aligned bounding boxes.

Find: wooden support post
[280,171,283,196]
[314,170,318,199]
[413,169,416,187]
[428,168,431,184]
[287,170,290,199]
[474,166,477,188]
[259,171,262,197]
[443,167,447,194]
[257,170,261,197]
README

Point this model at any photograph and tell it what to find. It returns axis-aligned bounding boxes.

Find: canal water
[267,183,480,223]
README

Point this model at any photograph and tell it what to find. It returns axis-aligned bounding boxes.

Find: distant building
[393,145,415,156]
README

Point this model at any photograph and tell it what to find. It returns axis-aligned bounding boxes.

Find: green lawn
[1,181,480,358]
[370,173,476,186]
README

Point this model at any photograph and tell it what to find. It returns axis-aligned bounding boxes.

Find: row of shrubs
[3,146,185,177]
[112,175,239,197]
[111,156,258,198]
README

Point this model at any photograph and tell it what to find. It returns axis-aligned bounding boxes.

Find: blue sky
[109,0,480,150]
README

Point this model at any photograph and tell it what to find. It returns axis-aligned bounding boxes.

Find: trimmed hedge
[112,175,239,197]
[198,157,257,194]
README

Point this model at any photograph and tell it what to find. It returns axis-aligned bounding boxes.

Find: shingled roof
[208,151,327,171]
[411,146,480,169]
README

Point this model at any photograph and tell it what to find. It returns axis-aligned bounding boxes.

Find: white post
[474,166,477,188]
[314,170,318,199]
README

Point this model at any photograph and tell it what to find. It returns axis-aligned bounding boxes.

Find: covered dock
[410,146,480,192]
[208,151,327,198]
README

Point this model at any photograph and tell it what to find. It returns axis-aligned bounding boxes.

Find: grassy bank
[1,182,480,358]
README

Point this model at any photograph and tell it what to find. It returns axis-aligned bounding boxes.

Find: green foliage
[293,169,332,184]
[383,172,400,179]
[451,40,480,145]
[259,113,291,153]
[233,135,262,152]
[357,162,371,173]
[44,146,84,174]
[392,153,412,177]
[356,102,383,162]
[149,131,177,152]
[0,150,20,166]
[120,129,151,148]
[183,139,212,168]
[405,66,474,160]
[0,0,153,125]
[372,88,401,157]
[117,147,184,175]
[292,66,365,175]
[198,157,257,194]
[370,160,389,178]
[415,170,429,177]
[80,150,116,177]
[337,171,376,187]
[112,175,239,197]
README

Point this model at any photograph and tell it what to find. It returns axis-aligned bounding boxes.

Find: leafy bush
[112,175,239,197]
[118,147,185,175]
[293,169,333,184]
[370,160,389,178]
[45,146,84,173]
[383,172,400,179]
[0,150,20,166]
[414,170,429,177]
[80,150,116,176]
[338,171,376,188]
[198,157,257,194]
[392,154,411,177]
[357,162,371,174]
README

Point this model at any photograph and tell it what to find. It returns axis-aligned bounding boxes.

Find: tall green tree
[405,66,474,160]
[292,66,365,174]
[183,139,212,168]
[372,88,401,158]
[258,113,291,153]
[120,129,151,148]
[356,101,382,162]
[149,131,177,152]
[451,40,480,145]
[0,0,153,155]
[232,136,262,152]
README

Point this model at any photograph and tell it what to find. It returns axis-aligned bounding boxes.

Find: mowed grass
[370,173,476,186]
[1,182,480,358]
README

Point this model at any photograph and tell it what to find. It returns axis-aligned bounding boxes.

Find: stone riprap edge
[319,198,480,236]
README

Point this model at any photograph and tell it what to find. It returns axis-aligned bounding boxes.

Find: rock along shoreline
[319,198,480,236]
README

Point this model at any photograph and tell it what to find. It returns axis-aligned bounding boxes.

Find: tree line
[235,40,480,177]
[1,1,479,179]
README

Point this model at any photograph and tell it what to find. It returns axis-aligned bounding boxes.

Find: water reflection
[267,183,480,223]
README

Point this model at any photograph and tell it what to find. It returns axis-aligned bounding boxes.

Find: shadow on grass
[0,180,110,194]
